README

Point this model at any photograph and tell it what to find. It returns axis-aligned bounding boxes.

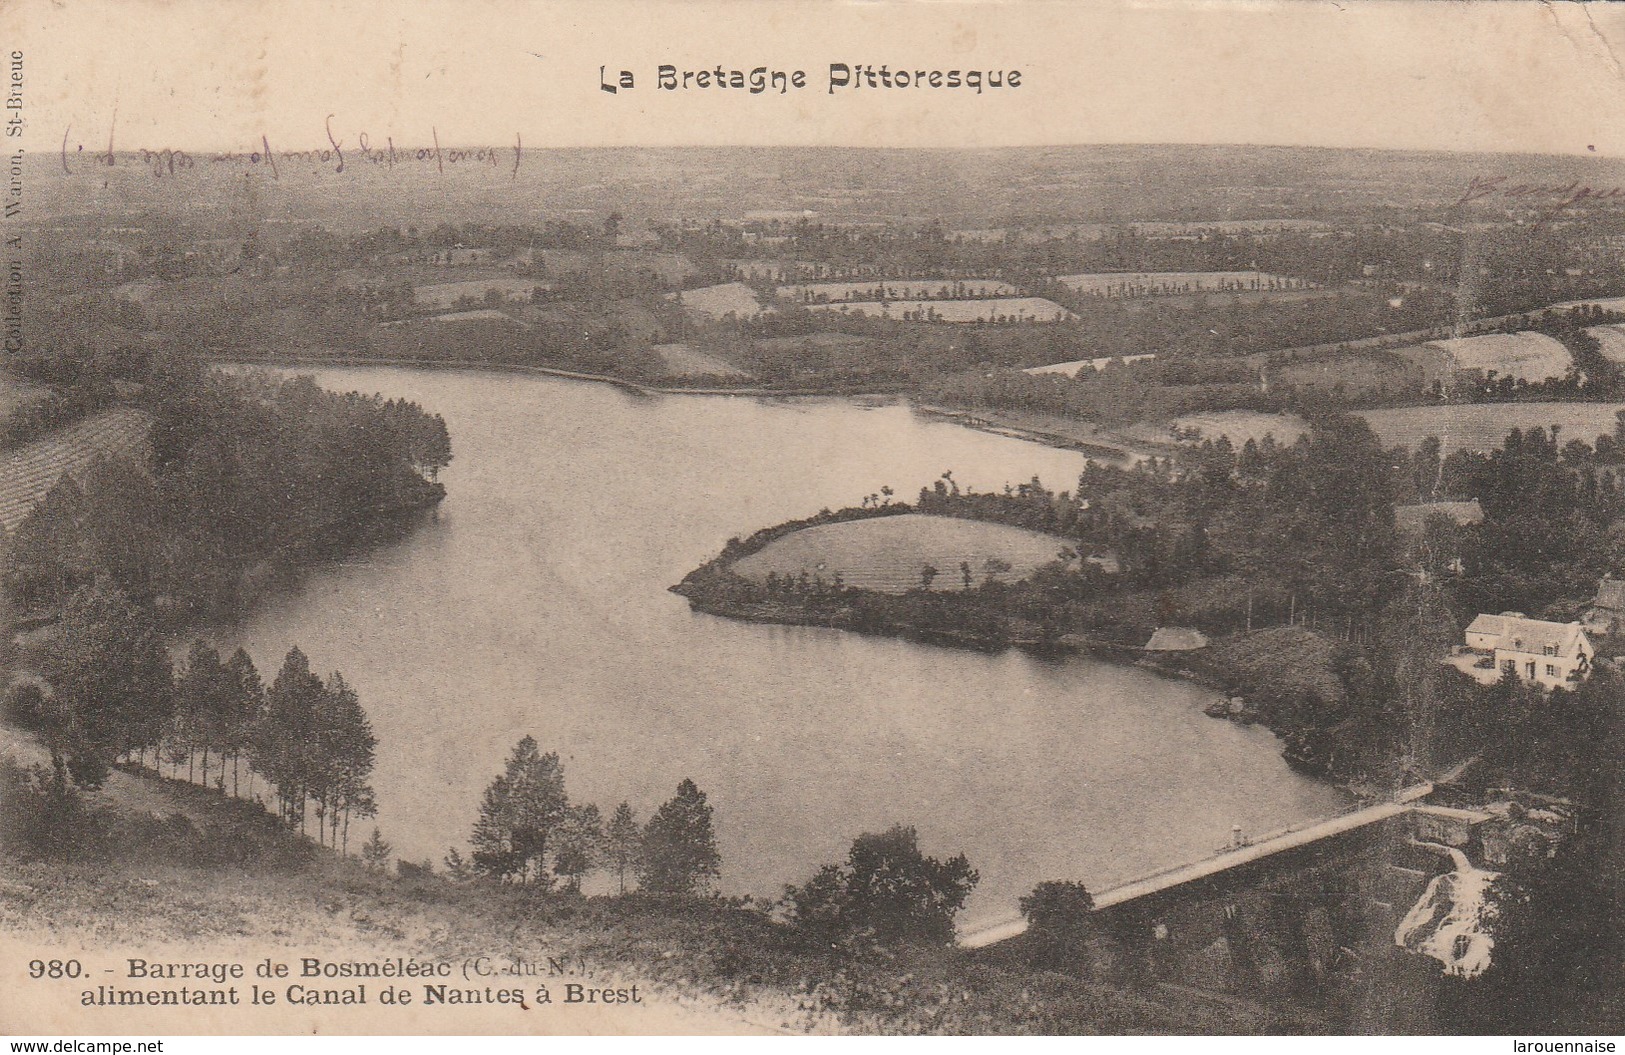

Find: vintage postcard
[1,0,1623,1041]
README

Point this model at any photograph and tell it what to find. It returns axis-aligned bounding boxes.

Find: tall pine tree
[606,802,640,895]
[251,646,325,831]
[638,778,720,895]
[470,736,568,885]
[39,579,173,789]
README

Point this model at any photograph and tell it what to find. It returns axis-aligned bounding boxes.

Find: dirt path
[2,719,240,830]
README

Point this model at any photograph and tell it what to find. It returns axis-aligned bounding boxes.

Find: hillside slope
[0,729,1306,1036]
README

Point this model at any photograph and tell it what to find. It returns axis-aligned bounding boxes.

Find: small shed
[1144,627,1210,652]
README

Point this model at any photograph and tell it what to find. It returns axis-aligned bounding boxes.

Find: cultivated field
[778,279,1020,303]
[1025,354,1157,377]
[1358,402,1625,451]
[805,298,1074,324]
[649,343,751,378]
[1423,332,1573,385]
[1115,287,1344,311]
[670,282,771,320]
[1055,271,1308,298]
[1555,296,1625,313]
[727,259,798,284]
[1587,324,1625,364]
[952,220,1328,244]
[413,278,546,309]
[0,408,154,532]
[731,513,1078,593]
[429,309,527,325]
[1274,350,1422,400]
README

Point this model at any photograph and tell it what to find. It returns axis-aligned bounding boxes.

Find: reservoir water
[210,366,1347,927]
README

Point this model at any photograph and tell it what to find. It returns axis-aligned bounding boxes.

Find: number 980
[28,959,82,979]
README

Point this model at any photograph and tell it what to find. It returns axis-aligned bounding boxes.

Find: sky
[5,0,1625,157]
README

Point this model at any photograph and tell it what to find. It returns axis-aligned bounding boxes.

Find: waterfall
[1394,840,1499,979]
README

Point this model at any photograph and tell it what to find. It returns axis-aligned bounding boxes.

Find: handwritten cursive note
[1454,174,1625,228]
[59,117,524,180]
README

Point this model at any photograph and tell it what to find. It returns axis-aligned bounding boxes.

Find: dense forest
[3,354,451,624]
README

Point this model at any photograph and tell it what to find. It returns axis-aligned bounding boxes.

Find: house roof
[1465,614,1590,658]
[1591,578,1625,612]
[1144,627,1210,651]
[1395,499,1485,537]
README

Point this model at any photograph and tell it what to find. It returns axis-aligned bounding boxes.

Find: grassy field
[0,407,154,532]
[428,309,528,326]
[804,298,1074,324]
[1024,354,1157,378]
[1274,350,1421,400]
[731,514,1077,593]
[1587,324,1625,364]
[671,283,771,320]
[1420,333,1573,385]
[1358,402,1625,451]
[650,343,751,378]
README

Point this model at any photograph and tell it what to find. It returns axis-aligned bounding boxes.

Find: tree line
[445,735,990,953]
[441,735,718,896]
[683,414,1395,644]
[6,578,378,853]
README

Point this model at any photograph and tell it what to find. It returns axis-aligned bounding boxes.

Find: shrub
[1019,880,1096,972]
[783,825,977,948]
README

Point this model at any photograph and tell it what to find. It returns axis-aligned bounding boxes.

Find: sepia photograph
[1,0,1623,1041]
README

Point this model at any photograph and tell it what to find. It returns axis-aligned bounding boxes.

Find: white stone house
[1463,613,1594,690]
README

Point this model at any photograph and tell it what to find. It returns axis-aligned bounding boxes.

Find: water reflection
[208,366,1347,926]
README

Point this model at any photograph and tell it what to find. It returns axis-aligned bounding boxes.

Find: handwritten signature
[1454,174,1625,227]
[60,115,523,180]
